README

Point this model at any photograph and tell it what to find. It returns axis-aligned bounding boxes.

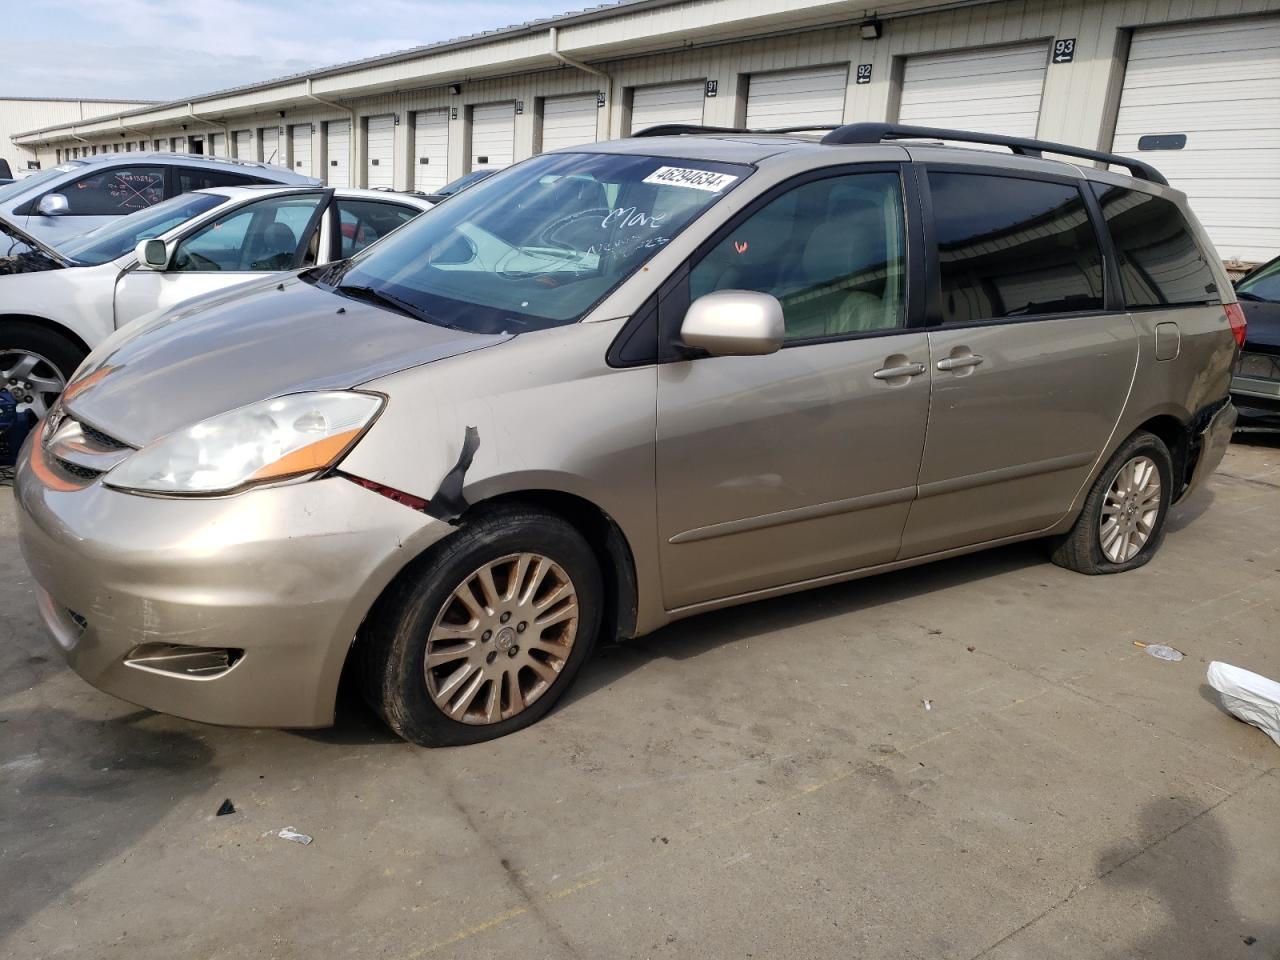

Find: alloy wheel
[1099,455,1162,563]
[1,349,66,419]
[424,552,579,724]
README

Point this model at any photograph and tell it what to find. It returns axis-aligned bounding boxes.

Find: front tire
[359,505,603,746]
[1050,430,1173,575]
[0,320,85,418]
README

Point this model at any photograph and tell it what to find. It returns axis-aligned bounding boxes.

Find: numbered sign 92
[1052,38,1076,64]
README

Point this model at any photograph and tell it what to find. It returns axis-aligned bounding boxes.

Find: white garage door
[745,66,848,129]
[542,94,598,152]
[291,124,312,177]
[1112,17,1280,264]
[414,110,449,192]
[471,103,515,171]
[210,132,227,157]
[630,81,704,133]
[366,115,395,189]
[326,119,351,187]
[266,128,285,167]
[898,43,1048,138]
[233,130,253,160]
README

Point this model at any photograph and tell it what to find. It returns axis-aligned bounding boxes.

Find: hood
[1241,299,1280,351]
[63,273,509,448]
[0,215,68,275]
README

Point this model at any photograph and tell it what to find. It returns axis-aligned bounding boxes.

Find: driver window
[689,172,907,341]
[173,194,324,272]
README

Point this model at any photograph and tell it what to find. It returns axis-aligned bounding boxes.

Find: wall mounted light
[449,83,462,96]
[860,18,883,40]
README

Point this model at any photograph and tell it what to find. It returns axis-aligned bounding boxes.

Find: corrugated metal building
[1,98,157,176]
[12,0,1280,263]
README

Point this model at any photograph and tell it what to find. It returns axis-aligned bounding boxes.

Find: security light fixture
[449,83,462,95]
[860,18,882,39]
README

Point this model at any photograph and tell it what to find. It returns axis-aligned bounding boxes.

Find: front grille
[1237,351,1280,382]
[79,422,126,450]
[53,457,103,481]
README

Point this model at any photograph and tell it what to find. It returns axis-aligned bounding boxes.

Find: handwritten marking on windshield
[601,207,667,230]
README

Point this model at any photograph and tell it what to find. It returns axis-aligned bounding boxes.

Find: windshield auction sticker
[642,167,739,192]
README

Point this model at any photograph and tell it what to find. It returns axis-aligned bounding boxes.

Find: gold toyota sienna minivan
[14,123,1242,746]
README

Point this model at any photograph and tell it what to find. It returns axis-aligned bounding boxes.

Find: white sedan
[1,185,433,416]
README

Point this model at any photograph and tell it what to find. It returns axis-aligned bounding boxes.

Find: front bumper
[13,436,452,728]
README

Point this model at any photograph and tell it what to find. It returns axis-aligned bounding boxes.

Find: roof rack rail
[819,122,1168,185]
[630,123,842,138]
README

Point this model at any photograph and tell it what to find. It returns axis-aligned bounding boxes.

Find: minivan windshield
[322,152,750,334]
[0,162,85,204]
[59,191,226,265]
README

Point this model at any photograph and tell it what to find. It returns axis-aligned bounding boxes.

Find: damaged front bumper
[13,436,454,728]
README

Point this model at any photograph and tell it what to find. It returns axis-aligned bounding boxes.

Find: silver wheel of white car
[1,348,67,418]
[1099,455,1162,563]
[425,552,580,724]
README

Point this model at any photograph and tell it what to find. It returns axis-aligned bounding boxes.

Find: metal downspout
[549,26,612,135]
[305,77,356,183]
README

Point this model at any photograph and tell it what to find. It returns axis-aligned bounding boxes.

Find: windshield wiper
[336,283,433,323]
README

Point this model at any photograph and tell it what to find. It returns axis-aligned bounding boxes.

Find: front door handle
[873,361,926,380]
[936,354,984,372]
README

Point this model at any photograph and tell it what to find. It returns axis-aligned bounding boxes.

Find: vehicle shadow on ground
[1093,796,1278,958]
[0,703,219,946]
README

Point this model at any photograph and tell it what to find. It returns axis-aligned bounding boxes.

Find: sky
[7,0,586,101]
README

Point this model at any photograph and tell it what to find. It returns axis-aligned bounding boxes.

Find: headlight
[104,392,383,495]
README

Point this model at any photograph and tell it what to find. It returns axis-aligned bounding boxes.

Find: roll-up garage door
[414,110,449,192]
[898,43,1048,138]
[326,119,351,187]
[291,124,313,177]
[745,66,848,129]
[366,115,395,189]
[471,103,515,171]
[1112,17,1280,264]
[630,81,704,133]
[541,93,598,152]
[233,130,253,160]
[210,132,226,157]
[266,128,285,167]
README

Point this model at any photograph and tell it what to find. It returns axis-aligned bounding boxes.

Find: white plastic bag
[1207,661,1280,747]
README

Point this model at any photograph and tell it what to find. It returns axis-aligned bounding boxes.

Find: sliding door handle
[873,362,926,380]
[937,354,984,372]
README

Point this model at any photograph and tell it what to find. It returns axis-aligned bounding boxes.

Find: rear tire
[359,505,603,746]
[1050,430,1173,575]
[0,320,86,418]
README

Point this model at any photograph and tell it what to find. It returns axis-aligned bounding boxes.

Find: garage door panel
[414,110,449,192]
[745,66,847,129]
[1114,17,1280,262]
[366,115,395,190]
[292,126,313,177]
[326,120,350,187]
[631,82,704,132]
[898,43,1046,139]
[472,103,515,170]
[542,94,598,152]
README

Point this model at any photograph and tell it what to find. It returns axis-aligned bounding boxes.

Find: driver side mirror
[135,238,171,270]
[37,193,69,217]
[680,290,785,357]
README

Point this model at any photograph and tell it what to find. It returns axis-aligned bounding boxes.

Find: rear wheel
[1050,430,1173,575]
[360,505,603,746]
[0,321,85,418]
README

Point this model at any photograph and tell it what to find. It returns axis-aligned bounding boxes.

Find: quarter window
[59,166,165,215]
[690,172,907,340]
[1090,184,1221,308]
[928,172,1105,324]
[172,194,325,272]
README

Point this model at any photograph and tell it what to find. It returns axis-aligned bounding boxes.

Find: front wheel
[1,321,85,418]
[359,505,603,746]
[1050,430,1173,575]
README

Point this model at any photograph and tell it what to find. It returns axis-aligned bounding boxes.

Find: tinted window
[1091,184,1221,308]
[177,168,267,192]
[929,172,1104,324]
[59,166,166,215]
[691,172,907,340]
[335,199,421,258]
[173,194,324,272]
[59,192,226,265]
[1238,258,1280,304]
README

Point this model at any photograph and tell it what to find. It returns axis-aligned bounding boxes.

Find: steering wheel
[538,207,612,254]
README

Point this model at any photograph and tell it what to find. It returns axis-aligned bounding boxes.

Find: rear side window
[1090,184,1220,308]
[335,199,421,258]
[177,169,268,191]
[928,172,1105,324]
